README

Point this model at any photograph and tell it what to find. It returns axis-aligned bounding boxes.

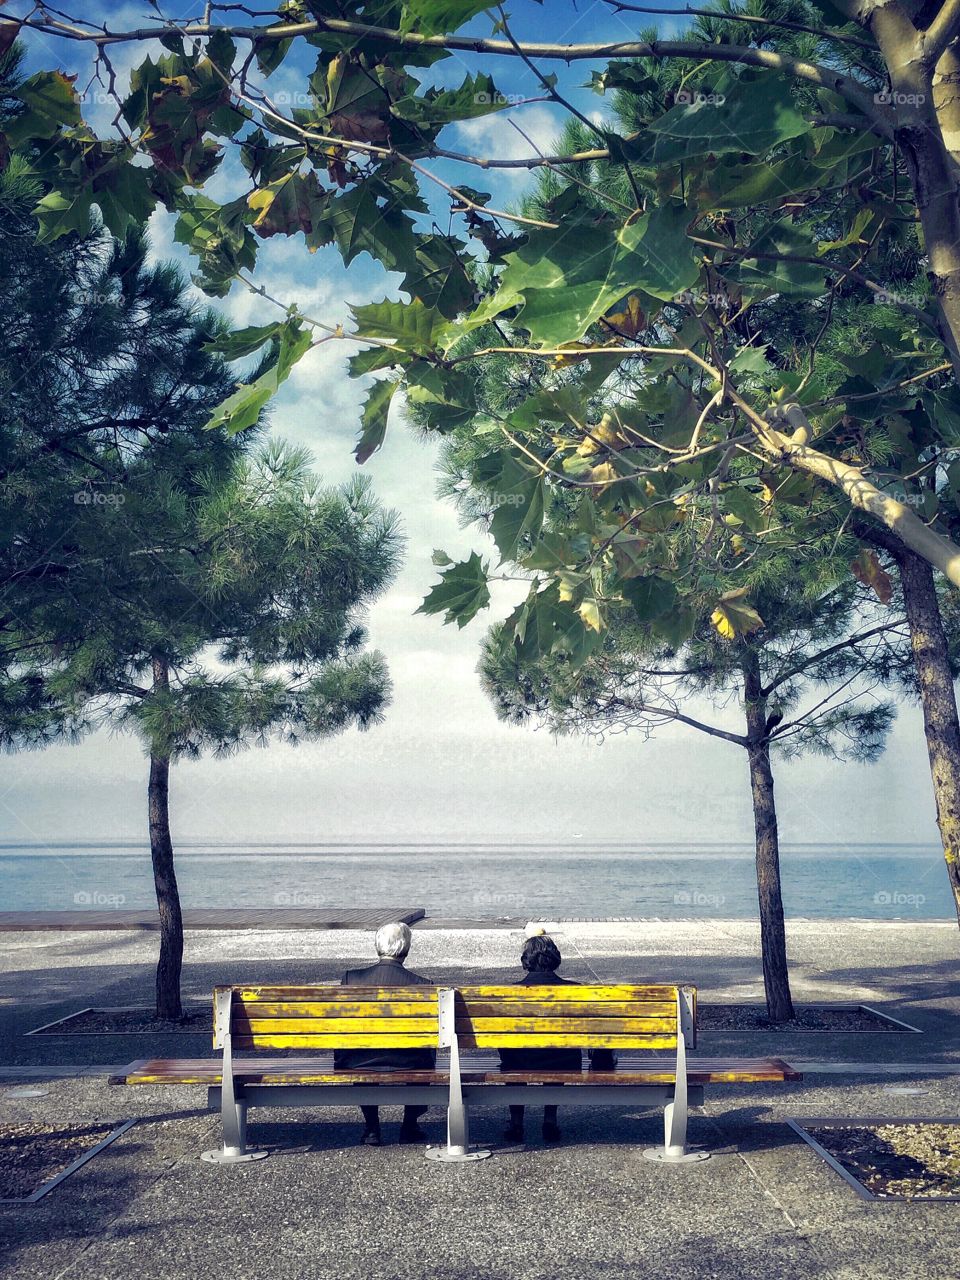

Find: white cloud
[453,104,564,186]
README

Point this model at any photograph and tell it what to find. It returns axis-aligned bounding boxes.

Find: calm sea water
[0,841,953,920]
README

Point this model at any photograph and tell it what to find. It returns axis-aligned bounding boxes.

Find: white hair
[375,921,412,959]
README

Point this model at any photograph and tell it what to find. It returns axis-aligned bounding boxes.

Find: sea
[0,841,954,921]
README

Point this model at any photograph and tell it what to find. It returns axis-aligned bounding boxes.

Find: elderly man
[333,921,435,1146]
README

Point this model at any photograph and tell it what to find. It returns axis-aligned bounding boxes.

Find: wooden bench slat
[111,1053,801,1087]
[452,1017,677,1034]
[231,1034,439,1049]
[241,1001,441,1018]
[235,1017,438,1035]
[456,1034,679,1049]
[225,986,438,1003]
[455,1001,678,1018]
[454,985,680,1002]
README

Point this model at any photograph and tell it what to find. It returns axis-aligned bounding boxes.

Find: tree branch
[10,15,891,131]
[923,0,960,66]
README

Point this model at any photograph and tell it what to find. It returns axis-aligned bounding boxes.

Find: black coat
[498,970,583,1072]
[332,956,437,1072]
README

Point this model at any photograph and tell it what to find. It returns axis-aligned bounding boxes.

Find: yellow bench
[111,983,801,1164]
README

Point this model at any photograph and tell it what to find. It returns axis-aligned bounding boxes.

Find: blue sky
[0,1,946,850]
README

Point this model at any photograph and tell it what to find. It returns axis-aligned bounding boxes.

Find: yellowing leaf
[589,461,620,489]
[605,293,646,338]
[710,591,764,640]
[579,598,602,632]
[851,548,893,605]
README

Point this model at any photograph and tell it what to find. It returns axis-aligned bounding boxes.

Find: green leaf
[720,485,764,530]
[510,584,600,665]
[724,220,828,298]
[7,71,81,144]
[631,72,808,165]
[400,1,493,35]
[205,321,284,360]
[431,549,453,566]
[402,234,475,319]
[33,189,94,243]
[205,319,312,434]
[417,551,491,627]
[404,365,477,431]
[497,204,700,345]
[728,345,772,376]
[351,298,444,353]
[621,575,678,621]
[355,379,398,464]
[392,73,508,126]
[327,183,417,270]
[92,163,157,238]
[487,455,546,561]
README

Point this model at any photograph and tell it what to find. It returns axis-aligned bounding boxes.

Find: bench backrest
[451,984,696,1051]
[213,983,697,1052]
[213,985,439,1051]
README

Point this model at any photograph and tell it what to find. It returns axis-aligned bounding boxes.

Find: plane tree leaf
[417,551,491,627]
[355,379,399,464]
[497,204,700,345]
[626,71,808,166]
[710,588,765,640]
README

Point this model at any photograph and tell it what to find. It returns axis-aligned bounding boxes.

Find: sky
[0,1,945,847]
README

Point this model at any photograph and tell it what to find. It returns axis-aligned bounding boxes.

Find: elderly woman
[333,921,435,1146]
[499,933,581,1145]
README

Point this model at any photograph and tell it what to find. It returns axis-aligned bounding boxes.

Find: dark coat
[498,970,583,1072]
[332,956,437,1072]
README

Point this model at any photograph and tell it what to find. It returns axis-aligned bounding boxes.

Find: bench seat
[112,1053,801,1087]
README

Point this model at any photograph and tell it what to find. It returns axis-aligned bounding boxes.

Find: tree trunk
[741,649,795,1022]
[897,551,960,926]
[148,656,183,1020]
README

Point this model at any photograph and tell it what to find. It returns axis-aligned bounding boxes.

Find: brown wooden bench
[111,982,801,1164]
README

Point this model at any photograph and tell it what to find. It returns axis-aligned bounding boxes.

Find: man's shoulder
[341,962,432,986]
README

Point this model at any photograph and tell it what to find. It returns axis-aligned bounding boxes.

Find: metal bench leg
[425,989,491,1164]
[202,996,268,1165]
[643,991,710,1164]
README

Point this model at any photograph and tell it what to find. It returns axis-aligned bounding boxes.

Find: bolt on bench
[111,982,801,1164]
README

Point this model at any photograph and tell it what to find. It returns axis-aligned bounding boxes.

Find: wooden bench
[111,982,801,1165]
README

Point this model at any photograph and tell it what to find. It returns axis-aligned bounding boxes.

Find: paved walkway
[0,920,958,1279]
[0,908,425,932]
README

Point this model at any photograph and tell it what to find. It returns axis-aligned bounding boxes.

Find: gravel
[698,1004,902,1032]
[810,1122,960,1199]
[0,1121,117,1199]
[32,1007,210,1035]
